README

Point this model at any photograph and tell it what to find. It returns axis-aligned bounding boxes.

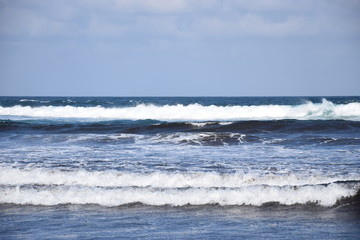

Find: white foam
[19,99,50,103]
[187,121,234,127]
[188,122,211,127]
[1,167,357,188]
[146,132,246,145]
[218,122,234,125]
[0,183,357,207]
[1,99,359,121]
[0,168,359,207]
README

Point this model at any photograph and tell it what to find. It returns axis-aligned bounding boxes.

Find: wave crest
[1,99,359,121]
[1,168,359,207]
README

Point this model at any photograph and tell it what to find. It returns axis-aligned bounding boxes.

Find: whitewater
[1,167,359,207]
[1,99,360,121]
[1,96,360,240]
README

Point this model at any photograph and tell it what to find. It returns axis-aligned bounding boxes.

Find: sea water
[0,96,359,239]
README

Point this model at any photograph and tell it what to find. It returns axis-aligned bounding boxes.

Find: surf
[0,99,359,121]
[1,168,359,207]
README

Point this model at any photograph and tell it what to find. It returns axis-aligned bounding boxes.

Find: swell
[1,119,360,134]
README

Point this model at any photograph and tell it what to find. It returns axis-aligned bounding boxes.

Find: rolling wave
[2,184,358,207]
[2,119,360,134]
[1,168,359,207]
[1,99,359,121]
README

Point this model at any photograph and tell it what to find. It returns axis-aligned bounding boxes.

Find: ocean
[0,96,359,239]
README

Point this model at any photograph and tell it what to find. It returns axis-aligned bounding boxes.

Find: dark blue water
[1,96,360,239]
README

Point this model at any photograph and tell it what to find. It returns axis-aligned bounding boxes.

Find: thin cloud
[0,0,359,38]
[192,14,316,37]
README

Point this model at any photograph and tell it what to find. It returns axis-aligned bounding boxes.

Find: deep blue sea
[1,96,360,239]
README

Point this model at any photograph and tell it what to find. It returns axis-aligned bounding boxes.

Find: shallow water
[1,203,360,240]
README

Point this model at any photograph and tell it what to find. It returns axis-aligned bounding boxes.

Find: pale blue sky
[0,0,359,96]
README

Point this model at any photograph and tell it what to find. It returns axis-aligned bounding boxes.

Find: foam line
[1,99,359,121]
[2,167,358,188]
[0,183,358,207]
[1,168,360,207]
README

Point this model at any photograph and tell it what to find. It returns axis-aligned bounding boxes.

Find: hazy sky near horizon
[0,0,360,96]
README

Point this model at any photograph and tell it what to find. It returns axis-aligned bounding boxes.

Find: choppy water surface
[1,96,360,239]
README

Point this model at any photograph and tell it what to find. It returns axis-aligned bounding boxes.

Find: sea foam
[1,167,353,188]
[1,181,357,207]
[1,168,359,207]
[0,99,359,121]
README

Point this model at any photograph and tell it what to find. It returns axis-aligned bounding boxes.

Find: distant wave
[1,168,359,207]
[0,99,359,121]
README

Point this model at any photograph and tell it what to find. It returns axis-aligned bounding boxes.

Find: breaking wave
[0,99,359,121]
[1,168,359,207]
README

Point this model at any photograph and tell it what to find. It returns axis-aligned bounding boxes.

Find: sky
[0,0,360,96]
